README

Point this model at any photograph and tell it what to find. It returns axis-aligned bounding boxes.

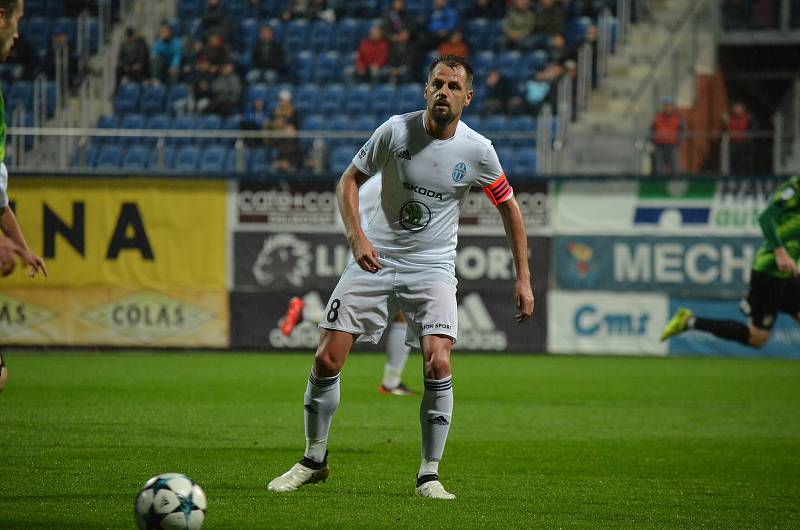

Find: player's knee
[424,350,451,380]
[313,349,343,376]
[748,326,770,348]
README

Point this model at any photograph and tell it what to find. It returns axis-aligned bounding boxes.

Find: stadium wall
[3,174,798,357]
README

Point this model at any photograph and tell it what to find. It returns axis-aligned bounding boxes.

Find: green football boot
[660,307,693,342]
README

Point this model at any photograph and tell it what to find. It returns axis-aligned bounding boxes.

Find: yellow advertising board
[4,178,226,289]
[0,287,228,347]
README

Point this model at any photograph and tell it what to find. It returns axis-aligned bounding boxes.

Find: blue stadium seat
[495,146,514,169]
[7,81,33,112]
[396,83,422,114]
[284,20,309,53]
[331,146,354,174]
[513,148,537,175]
[294,51,315,84]
[487,19,504,50]
[221,114,242,146]
[344,84,370,116]
[497,51,522,80]
[169,115,197,146]
[122,145,150,171]
[114,83,141,114]
[370,84,396,117]
[294,84,319,117]
[224,147,240,173]
[473,50,495,80]
[96,144,123,169]
[96,115,118,129]
[197,114,222,145]
[249,147,271,173]
[22,17,50,51]
[464,18,490,51]
[119,113,146,146]
[265,17,284,42]
[404,0,431,17]
[261,0,288,19]
[352,114,378,132]
[238,18,260,53]
[245,83,270,110]
[175,145,200,171]
[139,84,166,115]
[319,84,346,116]
[148,146,176,170]
[520,50,549,79]
[462,116,482,132]
[200,145,227,172]
[335,18,359,53]
[315,51,342,84]
[310,20,334,53]
[165,84,190,114]
[71,144,99,168]
[144,114,171,146]
[328,114,353,149]
[565,16,594,46]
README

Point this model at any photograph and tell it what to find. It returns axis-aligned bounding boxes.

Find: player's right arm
[336,164,381,273]
[342,118,394,273]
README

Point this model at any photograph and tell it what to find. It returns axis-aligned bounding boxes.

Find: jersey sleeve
[352,118,393,176]
[475,144,513,206]
[0,163,8,210]
[758,177,800,249]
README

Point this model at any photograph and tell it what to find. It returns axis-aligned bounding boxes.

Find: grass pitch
[1,352,799,529]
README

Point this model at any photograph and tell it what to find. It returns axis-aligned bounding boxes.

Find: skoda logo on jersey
[399,201,432,232]
[452,162,467,182]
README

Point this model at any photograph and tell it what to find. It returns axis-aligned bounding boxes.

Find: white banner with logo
[552,179,781,235]
[547,291,669,355]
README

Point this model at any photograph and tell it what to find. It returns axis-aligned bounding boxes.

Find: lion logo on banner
[253,234,312,288]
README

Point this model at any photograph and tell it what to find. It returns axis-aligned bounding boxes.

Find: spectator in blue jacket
[428,0,459,45]
[151,23,182,84]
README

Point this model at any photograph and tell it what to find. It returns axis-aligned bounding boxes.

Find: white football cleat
[267,455,329,492]
[415,475,456,500]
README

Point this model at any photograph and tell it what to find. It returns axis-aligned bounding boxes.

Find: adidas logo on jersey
[396,149,411,160]
[456,293,508,351]
[427,415,450,425]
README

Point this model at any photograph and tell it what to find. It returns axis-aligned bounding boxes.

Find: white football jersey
[0,163,8,209]
[352,110,512,267]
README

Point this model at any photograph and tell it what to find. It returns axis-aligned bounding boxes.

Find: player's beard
[429,102,457,125]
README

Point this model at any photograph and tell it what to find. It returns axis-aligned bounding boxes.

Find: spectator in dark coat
[465,0,506,18]
[534,0,565,37]
[116,27,149,85]
[208,63,242,116]
[247,26,285,84]
[203,33,232,76]
[482,69,515,115]
[200,0,230,39]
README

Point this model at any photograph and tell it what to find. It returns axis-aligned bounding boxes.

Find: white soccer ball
[134,473,207,530]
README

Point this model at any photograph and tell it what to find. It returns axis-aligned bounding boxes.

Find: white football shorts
[319,254,458,348]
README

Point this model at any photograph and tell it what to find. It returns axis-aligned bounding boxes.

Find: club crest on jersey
[399,200,432,232]
[452,162,467,182]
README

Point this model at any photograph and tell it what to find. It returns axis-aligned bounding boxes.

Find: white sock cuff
[309,370,340,388]
[424,376,452,392]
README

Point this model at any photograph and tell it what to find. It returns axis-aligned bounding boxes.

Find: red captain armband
[483,174,514,206]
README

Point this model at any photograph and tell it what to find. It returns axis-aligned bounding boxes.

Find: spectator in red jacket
[650,97,684,175]
[355,25,390,83]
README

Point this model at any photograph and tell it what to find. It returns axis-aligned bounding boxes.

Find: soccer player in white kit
[268,56,535,499]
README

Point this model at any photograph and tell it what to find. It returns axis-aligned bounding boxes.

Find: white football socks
[382,322,411,388]
[303,370,340,463]
[418,376,453,478]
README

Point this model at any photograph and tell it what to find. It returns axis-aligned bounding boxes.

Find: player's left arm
[0,206,47,277]
[496,196,534,323]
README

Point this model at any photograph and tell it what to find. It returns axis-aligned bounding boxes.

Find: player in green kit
[661,175,800,348]
[0,0,48,393]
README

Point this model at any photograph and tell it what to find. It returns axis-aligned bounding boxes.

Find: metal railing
[773,78,800,173]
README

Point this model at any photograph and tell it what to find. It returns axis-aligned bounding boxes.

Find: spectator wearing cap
[151,23,182,84]
[116,27,149,85]
[354,25,390,83]
[650,97,683,175]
